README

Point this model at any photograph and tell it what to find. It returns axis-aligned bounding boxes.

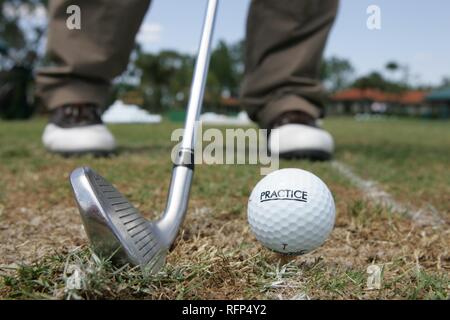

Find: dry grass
[0,118,448,299]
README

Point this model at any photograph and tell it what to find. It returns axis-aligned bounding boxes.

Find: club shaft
[181,0,219,151]
[157,0,219,246]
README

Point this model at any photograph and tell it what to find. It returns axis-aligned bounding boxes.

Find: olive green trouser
[36,0,338,128]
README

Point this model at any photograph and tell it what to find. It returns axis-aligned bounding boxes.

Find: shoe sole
[279,149,332,161]
[51,150,117,158]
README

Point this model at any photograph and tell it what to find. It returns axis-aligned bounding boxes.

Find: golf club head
[70,167,167,273]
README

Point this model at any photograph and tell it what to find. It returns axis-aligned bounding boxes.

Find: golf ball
[247,168,335,255]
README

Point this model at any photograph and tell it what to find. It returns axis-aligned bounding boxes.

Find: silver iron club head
[70,167,167,273]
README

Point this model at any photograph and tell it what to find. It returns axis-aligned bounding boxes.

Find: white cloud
[136,22,163,49]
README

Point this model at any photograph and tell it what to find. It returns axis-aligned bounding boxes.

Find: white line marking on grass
[331,161,445,227]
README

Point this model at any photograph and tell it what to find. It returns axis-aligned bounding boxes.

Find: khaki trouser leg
[36,0,151,110]
[241,0,339,128]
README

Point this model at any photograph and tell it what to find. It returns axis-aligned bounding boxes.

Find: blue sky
[139,0,450,86]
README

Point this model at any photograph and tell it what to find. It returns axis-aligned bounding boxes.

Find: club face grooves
[70,167,167,273]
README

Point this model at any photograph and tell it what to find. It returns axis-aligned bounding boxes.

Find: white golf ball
[247,168,335,255]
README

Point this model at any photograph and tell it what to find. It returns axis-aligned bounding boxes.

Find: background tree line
[119,40,244,114]
[1,0,449,118]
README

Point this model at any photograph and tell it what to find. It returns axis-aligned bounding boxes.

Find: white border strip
[331,161,445,226]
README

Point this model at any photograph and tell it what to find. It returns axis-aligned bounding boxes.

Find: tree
[119,39,246,114]
[0,0,46,119]
[209,40,244,98]
[320,56,355,92]
[440,77,450,88]
[132,40,245,113]
[0,0,47,66]
[352,72,408,93]
[135,49,194,112]
[385,61,399,73]
[385,61,413,87]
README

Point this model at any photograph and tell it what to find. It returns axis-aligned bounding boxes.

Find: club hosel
[156,165,193,247]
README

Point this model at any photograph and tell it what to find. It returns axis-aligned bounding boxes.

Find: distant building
[426,87,450,118]
[329,89,396,115]
[328,88,440,117]
[393,91,429,117]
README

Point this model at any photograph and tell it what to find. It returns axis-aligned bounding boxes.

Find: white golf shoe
[42,104,116,155]
[269,123,334,160]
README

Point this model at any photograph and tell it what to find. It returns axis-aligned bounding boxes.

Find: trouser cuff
[36,76,110,110]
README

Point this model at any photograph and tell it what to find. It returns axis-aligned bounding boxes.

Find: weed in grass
[407,270,449,300]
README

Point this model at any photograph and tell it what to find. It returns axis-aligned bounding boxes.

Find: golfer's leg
[241,0,338,128]
[36,0,151,110]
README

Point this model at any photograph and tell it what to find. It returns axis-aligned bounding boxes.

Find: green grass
[0,117,448,299]
[328,117,450,212]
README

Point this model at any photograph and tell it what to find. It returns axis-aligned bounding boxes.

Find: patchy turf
[327,117,450,213]
[0,117,448,299]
